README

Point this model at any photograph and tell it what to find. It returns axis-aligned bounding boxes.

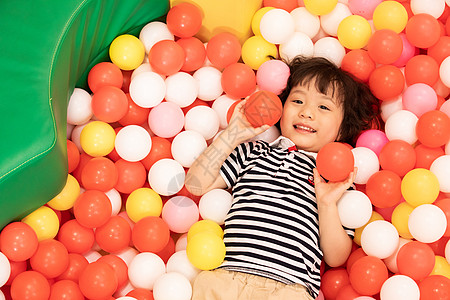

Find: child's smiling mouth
[294,124,316,133]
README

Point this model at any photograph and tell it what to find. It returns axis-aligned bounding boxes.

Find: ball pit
[1,0,450,299]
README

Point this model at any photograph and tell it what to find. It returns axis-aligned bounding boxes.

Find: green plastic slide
[0,0,169,228]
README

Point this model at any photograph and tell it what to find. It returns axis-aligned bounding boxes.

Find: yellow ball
[109,34,145,70]
[126,188,163,223]
[187,219,224,241]
[242,35,278,70]
[80,121,116,157]
[304,0,338,16]
[354,211,384,246]
[47,174,80,211]
[337,15,372,50]
[22,206,60,241]
[401,168,440,207]
[373,1,408,33]
[251,7,275,36]
[431,256,450,279]
[186,231,226,270]
[391,202,415,239]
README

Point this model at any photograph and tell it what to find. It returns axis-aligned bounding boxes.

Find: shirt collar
[269,136,318,159]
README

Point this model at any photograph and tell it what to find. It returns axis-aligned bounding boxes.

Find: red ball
[226,99,244,124]
[428,36,450,64]
[397,241,436,281]
[176,37,206,72]
[335,284,361,300]
[67,139,80,173]
[95,215,132,253]
[6,260,27,285]
[132,216,170,253]
[88,62,123,93]
[118,93,151,126]
[73,190,112,228]
[58,219,95,254]
[0,221,38,261]
[367,29,403,65]
[263,0,298,12]
[49,280,84,300]
[406,13,441,49]
[349,256,388,296]
[369,65,405,101]
[365,170,402,208]
[435,198,450,237]
[321,268,350,300]
[91,85,129,123]
[404,54,439,86]
[141,136,173,171]
[114,159,147,194]
[414,144,445,169]
[81,156,118,192]
[148,40,185,76]
[56,253,89,282]
[418,275,450,300]
[78,261,118,300]
[346,247,367,273]
[166,2,202,38]
[378,140,416,177]
[30,239,69,279]
[316,142,354,182]
[221,63,256,99]
[127,288,154,300]
[340,49,375,83]
[206,32,242,69]
[97,254,129,289]
[11,271,51,300]
[416,110,450,148]
[244,90,283,127]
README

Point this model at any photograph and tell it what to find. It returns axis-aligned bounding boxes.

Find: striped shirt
[219,136,354,298]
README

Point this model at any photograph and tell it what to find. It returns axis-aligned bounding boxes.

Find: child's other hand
[313,167,357,208]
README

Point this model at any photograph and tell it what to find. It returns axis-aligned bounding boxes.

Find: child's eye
[292,99,303,104]
[319,105,330,111]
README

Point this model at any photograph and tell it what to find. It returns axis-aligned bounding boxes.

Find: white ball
[139,21,174,53]
[408,204,447,243]
[166,250,201,283]
[115,125,152,162]
[260,8,295,44]
[290,7,320,39]
[193,67,223,101]
[84,250,102,263]
[199,189,233,225]
[351,147,379,184]
[71,122,91,152]
[128,252,166,290]
[380,94,403,122]
[0,252,10,287]
[153,272,192,300]
[0,290,5,300]
[148,158,185,196]
[105,188,122,215]
[410,0,445,18]
[279,32,314,63]
[337,190,373,229]
[361,220,400,259]
[320,3,352,37]
[115,247,139,267]
[175,233,188,252]
[131,63,158,81]
[211,95,236,128]
[439,56,450,88]
[384,110,418,144]
[165,72,199,108]
[383,238,412,274]
[248,125,281,144]
[185,106,220,140]
[171,130,207,168]
[313,37,346,67]
[430,155,450,193]
[67,88,93,125]
[380,275,420,300]
[129,72,165,108]
[116,297,137,300]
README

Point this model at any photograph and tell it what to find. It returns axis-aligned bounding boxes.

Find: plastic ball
[340,49,375,83]
[313,37,346,67]
[321,3,352,37]
[316,142,354,182]
[320,268,350,300]
[22,206,60,241]
[367,29,403,65]
[115,125,152,162]
[241,35,278,70]
[211,94,236,128]
[373,0,409,33]
[393,33,418,68]
[391,202,415,239]
[430,155,450,193]
[128,252,165,290]
[30,239,69,279]
[141,136,172,170]
[337,15,372,50]
[380,95,403,122]
[139,21,174,53]
[379,139,416,177]
[361,220,400,259]
[10,271,51,300]
[67,88,93,125]
[290,7,320,39]
[148,158,185,196]
[206,32,241,69]
[383,237,411,273]
[256,59,290,95]
[47,174,80,210]
[244,90,282,127]
[416,110,450,148]
[91,86,128,123]
[279,32,314,63]
[149,40,185,76]
[384,110,419,145]
[380,275,420,300]
[148,101,184,138]
[0,222,38,262]
[80,120,116,157]
[186,231,226,270]
[418,275,450,300]
[405,13,441,49]
[57,219,95,254]
[95,216,131,253]
[87,61,123,93]
[73,190,112,228]
[184,105,220,140]
[428,36,450,65]
[109,34,145,71]
[369,65,405,101]
[162,196,199,233]
[199,189,232,225]
[415,144,445,169]
[366,170,402,208]
[355,129,389,156]
[67,139,81,173]
[397,241,436,281]
[171,130,207,168]
[125,187,162,223]
[166,2,202,38]
[114,159,146,194]
[221,63,257,99]
[187,220,224,241]
[166,250,201,284]
[259,8,295,45]
[431,255,450,277]
[304,0,338,15]
[349,256,389,296]
[348,0,382,20]
[129,71,165,108]
[176,37,206,72]
[408,204,447,243]
[440,56,450,88]
[165,72,198,108]
[81,156,118,192]
[127,288,154,300]
[351,147,380,185]
[402,83,438,118]
[79,261,118,299]
[132,216,170,253]
[405,55,439,87]
[49,279,85,300]
[153,272,192,300]
[193,66,223,101]
[410,0,446,19]
[337,190,373,229]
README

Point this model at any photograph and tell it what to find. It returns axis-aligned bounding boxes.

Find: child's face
[279,81,344,153]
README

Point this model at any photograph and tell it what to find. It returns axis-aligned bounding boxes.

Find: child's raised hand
[313,167,357,208]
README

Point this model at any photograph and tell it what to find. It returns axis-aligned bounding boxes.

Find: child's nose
[299,106,313,119]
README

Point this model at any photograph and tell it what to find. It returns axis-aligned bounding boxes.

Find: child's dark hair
[277,56,381,146]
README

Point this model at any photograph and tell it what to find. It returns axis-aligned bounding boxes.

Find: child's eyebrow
[290,87,338,104]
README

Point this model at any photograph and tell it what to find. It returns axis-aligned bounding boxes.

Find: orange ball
[244,90,282,127]
[341,49,376,83]
[73,190,112,228]
[378,140,416,177]
[81,156,118,192]
[369,65,405,101]
[0,221,38,261]
[30,239,69,279]
[221,63,256,99]
[132,216,170,253]
[404,54,439,86]
[118,93,151,126]
[67,139,80,173]
[148,40,185,76]
[206,32,242,69]
[166,2,202,38]
[367,29,403,65]
[91,86,129,123]
[316,142,354,182]
[416,110,450,148]
[87,62,123,93]
[406,13,440,49]
[176,37,206,72]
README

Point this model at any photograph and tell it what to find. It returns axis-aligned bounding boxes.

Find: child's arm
[313,168,356,267]
[185,100,270,196]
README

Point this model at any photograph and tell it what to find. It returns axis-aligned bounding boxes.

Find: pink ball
[439,99,450,118]
[402,83,438,117]
[392,33,418,68]
[148,102,184,138]
[356,129,389,157]
[256,60,290,95]
[162,196,199,233]
[348,0,382,20]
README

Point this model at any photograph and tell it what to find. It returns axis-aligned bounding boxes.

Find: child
[185,56,380,300]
